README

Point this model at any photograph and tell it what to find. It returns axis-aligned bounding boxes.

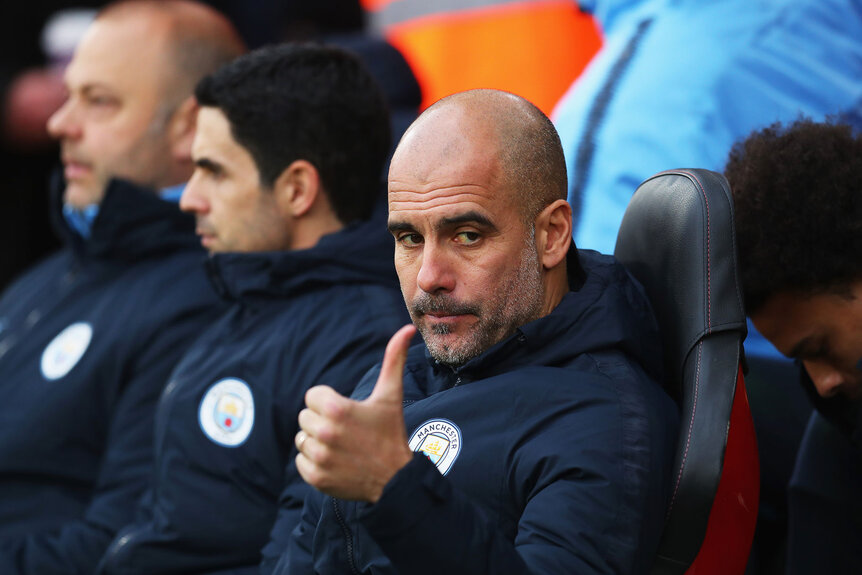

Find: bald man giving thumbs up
[284,90,679,575]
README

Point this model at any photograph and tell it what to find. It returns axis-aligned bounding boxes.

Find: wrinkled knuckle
[313,444,335,467]
[316,422,337,444]
[323,397,348,420]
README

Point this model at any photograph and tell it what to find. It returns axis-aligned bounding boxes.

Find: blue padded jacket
[97,218,410,575]
[0,180,223,574]
[278,249,679,575]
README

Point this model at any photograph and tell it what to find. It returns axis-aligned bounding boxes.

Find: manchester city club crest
[198,378,255,447]
[408,418,462,475]
[40,322,93,380]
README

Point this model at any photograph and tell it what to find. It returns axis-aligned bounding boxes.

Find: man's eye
[455,231,480,245]
[87,95,117,107]
[205,167,224,180]
[800,341,832,362]
[399,233,422,247]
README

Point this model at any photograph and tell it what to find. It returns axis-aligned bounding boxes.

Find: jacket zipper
[333,498,361,575]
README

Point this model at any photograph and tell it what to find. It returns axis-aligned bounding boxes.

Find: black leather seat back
[614,169,748,573]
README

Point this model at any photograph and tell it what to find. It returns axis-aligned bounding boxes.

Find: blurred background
[3,2,861,573]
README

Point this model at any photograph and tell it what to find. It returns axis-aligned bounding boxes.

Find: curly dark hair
[195,43,391,225]
[724,118,862,314]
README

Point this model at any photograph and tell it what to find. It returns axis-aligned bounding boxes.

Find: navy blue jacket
[783,371,862,572]
[0,180,222,574]
[279,250,679,575]
[97,219,410,575]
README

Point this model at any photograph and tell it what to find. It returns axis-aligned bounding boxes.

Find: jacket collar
[50,175,202,262]
[205,215,399,303]
[421,248,662,387]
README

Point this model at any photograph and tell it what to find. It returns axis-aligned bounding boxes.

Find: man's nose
[416,243,456,294]
[46,98,80,140]
[804,360,848,398]
[179,174,209,215]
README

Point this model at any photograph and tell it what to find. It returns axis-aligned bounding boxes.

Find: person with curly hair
[725,117,862,573]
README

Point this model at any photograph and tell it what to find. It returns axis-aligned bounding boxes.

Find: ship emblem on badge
[408,418,462,475]
[199,378,255,447]
[40,322,93,380]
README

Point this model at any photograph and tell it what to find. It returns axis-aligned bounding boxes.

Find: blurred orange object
[362,0,601,115]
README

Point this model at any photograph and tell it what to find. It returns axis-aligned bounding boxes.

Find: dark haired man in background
[725,118,862,574]
[96,43,409,574]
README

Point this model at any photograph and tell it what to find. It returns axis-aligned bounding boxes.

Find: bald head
[393,89,567,223]
[48,0,245,207]
[97,0,245,109]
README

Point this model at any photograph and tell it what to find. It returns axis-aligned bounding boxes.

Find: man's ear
[169,96,199,162]
[273,159,321,218]
[535,199,572,270]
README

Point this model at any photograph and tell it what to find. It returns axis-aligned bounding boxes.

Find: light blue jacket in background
[554,0,862,358]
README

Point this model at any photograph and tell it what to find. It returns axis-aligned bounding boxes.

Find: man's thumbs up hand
[369,323,415,404]
[295,324,416,503]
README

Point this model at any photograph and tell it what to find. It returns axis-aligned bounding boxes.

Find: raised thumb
[369,324,416,403]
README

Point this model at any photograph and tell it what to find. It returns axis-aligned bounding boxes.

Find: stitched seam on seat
[665,168,708,519]
[667,340,702,518]
[646,170,712,520]
[678,170,712,334]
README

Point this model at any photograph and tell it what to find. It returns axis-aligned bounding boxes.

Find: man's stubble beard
[410,233,544,368]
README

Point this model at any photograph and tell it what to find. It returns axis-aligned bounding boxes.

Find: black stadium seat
[614,169,759,574]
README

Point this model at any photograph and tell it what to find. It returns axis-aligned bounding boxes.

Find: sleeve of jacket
[359,454,535,575]
[358,454,620,575]
[357,384,675,575]
[0,305,218,575]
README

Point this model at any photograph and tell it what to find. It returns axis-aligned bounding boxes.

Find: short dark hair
[724,118,862,314]
[195,43,391,224]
